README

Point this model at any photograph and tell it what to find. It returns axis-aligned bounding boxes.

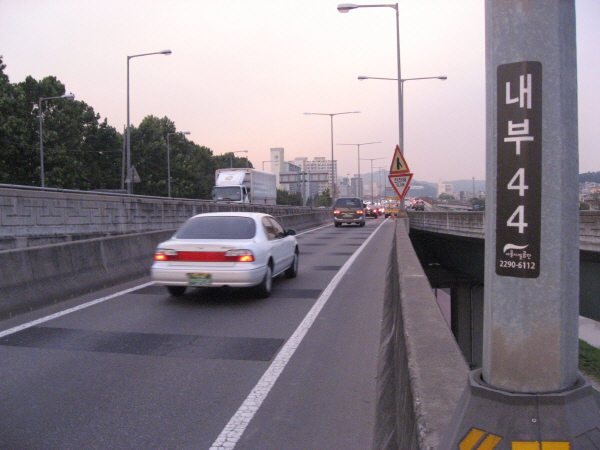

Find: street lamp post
[38,93,75,188]
[304,111,360,201]
[126,49,172,194]
[229,150,249,168]
[375,166,387,201]
[338,3,402,149]
[262,160,273,171]
[361,157,386,204]
[337,141,380,198]
[166,131,190,198]
[358,75,447,154]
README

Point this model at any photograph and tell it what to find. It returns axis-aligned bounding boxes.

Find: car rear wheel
[255,263,273,298]
[166,286,186,297]
[285,249,299,278]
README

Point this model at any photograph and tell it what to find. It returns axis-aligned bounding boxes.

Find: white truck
[211,168,277,205]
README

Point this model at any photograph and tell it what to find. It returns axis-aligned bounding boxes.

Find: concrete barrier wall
[0,186,329,250]
[373,219,468,449]
[0,208,331,320]
[408,210,600,251]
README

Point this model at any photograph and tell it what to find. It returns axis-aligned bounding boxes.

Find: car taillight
[154,249,254,262]
[154,249,178,261]
[333,210,340,214]
[224,249,255,262]
[356,210,364,214]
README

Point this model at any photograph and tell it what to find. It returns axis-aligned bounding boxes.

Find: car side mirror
[286,229,296,236]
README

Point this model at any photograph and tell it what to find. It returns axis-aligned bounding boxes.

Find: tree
[0,64,122,189]
[277,188,303,206]
[316,188,332,207]
[439,193,455,200]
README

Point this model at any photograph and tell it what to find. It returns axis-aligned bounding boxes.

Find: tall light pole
[337,141,380,198]
[304,111,360,201]
[358,75,447,154]
[375,166,387,201]
[38,93,75,188]
[262,160,273,171]
[338,3,402,149]
[361,157,386,204]
[126,49,172,194]
[166,131,190,198]
[229,150,248,168]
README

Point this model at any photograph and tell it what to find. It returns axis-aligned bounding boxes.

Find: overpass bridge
[1,187,599,447]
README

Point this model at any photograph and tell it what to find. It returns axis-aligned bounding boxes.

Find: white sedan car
[151,212,299,298]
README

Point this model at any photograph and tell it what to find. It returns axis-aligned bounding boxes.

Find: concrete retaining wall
[408,210,600,251]
[0,208,331,320]
[0,186,328,250]
[373,219,468,449]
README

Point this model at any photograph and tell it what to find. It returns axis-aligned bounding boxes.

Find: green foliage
[471,198,485,211]
[0,56,255,200]
[439,193,455,200]
[580,339,600,383]
[277,188,303,206]
[316,188,332,207]
[580,202,591,211]
[579,171,600,184]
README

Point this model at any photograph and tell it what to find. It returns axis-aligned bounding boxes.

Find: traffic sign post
[439,1,600,447]
[387,145,412,217]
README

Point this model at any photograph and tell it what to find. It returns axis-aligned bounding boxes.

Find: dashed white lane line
[0,282,154,339]
[209,219,388,450]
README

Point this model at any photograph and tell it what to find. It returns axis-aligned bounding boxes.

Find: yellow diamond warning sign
[389,145,410,174]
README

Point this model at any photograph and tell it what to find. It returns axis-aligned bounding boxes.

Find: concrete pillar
[483,0,579,394]
[451,284,473,366]
[439,1,600,446]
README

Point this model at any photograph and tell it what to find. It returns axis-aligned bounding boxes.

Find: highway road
[0,215,394,450]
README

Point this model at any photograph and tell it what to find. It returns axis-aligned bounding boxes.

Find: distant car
[412,200,425,211]
[333,197,365,227]
[151,212,299,298]
[365,205,379,218]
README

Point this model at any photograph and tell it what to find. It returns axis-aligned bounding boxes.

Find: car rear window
[174,216,256,239]
[334,198,362,208]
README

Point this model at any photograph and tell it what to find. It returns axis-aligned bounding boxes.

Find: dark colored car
[333,197,365,227]
[412,200,425,211]
[365,205,379,218]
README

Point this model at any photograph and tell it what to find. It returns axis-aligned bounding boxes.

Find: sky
[1,0,599,184]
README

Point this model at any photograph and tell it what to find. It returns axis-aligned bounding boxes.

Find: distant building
[350,175,363,198]
[295,156,338,196]
[438,181,455,197]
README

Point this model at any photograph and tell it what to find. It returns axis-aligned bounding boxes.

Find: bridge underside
[409,229,600,370]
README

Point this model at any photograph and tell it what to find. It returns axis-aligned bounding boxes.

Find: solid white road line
[0,282,154,339]
[209,219,388,450]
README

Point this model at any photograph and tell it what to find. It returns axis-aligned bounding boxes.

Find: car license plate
[343,213,354,218]
[188,273,211,286]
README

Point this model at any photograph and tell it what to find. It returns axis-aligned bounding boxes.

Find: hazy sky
[1,1,599,183]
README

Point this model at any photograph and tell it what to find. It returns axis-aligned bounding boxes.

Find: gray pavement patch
[313,266,342,271]
[0,326,284,361]
[271,289,322,299]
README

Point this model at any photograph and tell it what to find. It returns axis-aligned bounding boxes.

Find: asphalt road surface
[0,216,394,450]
